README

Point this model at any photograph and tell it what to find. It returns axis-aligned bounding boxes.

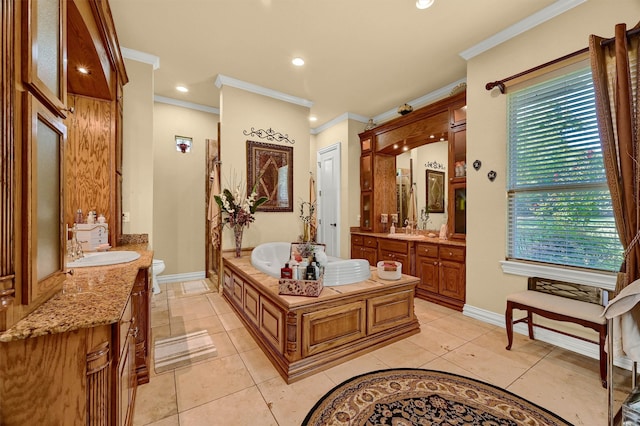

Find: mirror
[246,140,293,212]
[395,140,448,230]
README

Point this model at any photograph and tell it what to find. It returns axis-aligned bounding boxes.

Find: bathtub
[250,242,371,286]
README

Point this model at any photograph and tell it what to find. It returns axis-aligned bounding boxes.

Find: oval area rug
[302,368,573,426]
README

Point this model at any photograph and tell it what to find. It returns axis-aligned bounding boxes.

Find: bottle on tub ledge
[280,263,293,279]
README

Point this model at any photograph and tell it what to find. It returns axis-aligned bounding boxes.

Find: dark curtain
[590,23,640,294]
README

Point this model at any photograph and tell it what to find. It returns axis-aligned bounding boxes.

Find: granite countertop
[0,244,153,342]
[351,230,466,247]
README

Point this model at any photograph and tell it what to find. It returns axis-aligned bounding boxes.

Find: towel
[602,278,640,361]
[208,162,221,247]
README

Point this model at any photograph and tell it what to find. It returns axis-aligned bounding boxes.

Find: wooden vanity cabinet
[415,242,465,310]
[350,234,377,266]
[378,238,412,275]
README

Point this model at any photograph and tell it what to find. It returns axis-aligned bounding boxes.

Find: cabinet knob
[433,261,438,266]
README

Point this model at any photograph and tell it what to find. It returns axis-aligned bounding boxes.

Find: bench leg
[526,311,535,339]
[505,301,514,350]
[599,326,607,388]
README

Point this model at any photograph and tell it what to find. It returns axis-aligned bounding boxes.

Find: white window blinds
[507,67,623,272]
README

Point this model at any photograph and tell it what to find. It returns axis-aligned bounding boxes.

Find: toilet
[151,259,165,295]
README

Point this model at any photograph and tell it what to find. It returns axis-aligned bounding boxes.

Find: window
[507,67,623,272]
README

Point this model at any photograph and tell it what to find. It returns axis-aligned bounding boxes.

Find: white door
[317,143,341,257]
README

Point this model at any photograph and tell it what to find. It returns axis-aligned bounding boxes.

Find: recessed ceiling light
[309,116,317,122]
[292,57,305,66]
[403,146,409,151]
[77,66,90,75]
[176,85,189,93]
[416,0,434,9]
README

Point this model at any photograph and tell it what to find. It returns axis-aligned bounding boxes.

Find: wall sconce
[175,135,192,153]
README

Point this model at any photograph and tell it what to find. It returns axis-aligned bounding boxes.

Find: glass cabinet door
[360,153,372,191]
[361,191,372,231]
[453,185,466,236]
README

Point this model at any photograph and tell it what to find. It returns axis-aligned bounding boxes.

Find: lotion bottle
[289,256,299,280]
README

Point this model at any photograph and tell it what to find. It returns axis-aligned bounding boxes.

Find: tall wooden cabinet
[1,0,128,331]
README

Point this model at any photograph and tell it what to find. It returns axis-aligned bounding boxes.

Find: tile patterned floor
[133,279,632,426]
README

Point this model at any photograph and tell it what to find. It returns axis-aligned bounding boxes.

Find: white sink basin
[67,251,141,268]
[385,233,426,240]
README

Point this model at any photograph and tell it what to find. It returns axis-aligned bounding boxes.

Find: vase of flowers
[299,201,316,242]
[214,179,268,257]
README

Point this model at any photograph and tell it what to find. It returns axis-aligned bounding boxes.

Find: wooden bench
[505,277,609,388]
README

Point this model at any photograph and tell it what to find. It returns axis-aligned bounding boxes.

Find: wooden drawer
[364,236,377,248]
[416,243,438,259]
[352,235,364,246]
[302,301,366,357]
[439,246,465,262]
[367,290,414,334]
[378,238,409,254]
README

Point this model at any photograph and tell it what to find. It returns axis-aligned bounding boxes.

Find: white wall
[218,86,311,250]
[313,118,364,257]
[152,103,218,275]
[122,59,154,244]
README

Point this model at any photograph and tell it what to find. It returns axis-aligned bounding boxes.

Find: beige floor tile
[175,354,255,412]
[139,414,179,426]
[168,295,216,322]
[429,313,494,342]
[507,354,613,425]
[132,371,177,426]
[323,352,389,385]
[179,386,277,426]
[413,300,457,323]
[239,347,281,384]
[207,293,234,315]
[170,314,225,337]
[407,323,468,356]
[472,328,553,367]
[257,373,336,426]
[370,338,439,368]
[209,331,238,358]
[227,327,259,353]
[151,293,168,308]
[419,356,483,380]
[218,311,245,331]
[151,304,170,327]
[443,341,531,388]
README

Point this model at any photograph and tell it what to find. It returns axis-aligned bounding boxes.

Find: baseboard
[157,271,206,284]
[463,303,634,371]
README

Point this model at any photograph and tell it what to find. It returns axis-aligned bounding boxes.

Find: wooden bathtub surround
[223,254,420,383]
[0,245,152,426]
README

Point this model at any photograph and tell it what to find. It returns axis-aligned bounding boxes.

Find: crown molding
[459,0,587,60]
[372,78,467,125]
[120,47,161,70]
[215,74,314,108]
[311,112,369,135]
[154,96,220,115]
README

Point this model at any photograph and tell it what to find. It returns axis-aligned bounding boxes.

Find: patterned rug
[303,369,573,426]
[153,330,217,373]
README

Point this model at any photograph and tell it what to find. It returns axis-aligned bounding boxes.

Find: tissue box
[278,276,323,297]
[76,223,109,251]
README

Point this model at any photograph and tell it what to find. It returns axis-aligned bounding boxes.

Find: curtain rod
[485,25,640,94]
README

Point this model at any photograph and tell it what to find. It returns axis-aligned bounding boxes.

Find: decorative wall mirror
[246,140,293,212]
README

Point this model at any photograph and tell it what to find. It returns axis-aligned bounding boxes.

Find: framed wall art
[247,140,293,212]
[426,170,445,213]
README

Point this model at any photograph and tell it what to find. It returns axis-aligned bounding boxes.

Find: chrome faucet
[67,224,86,260]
